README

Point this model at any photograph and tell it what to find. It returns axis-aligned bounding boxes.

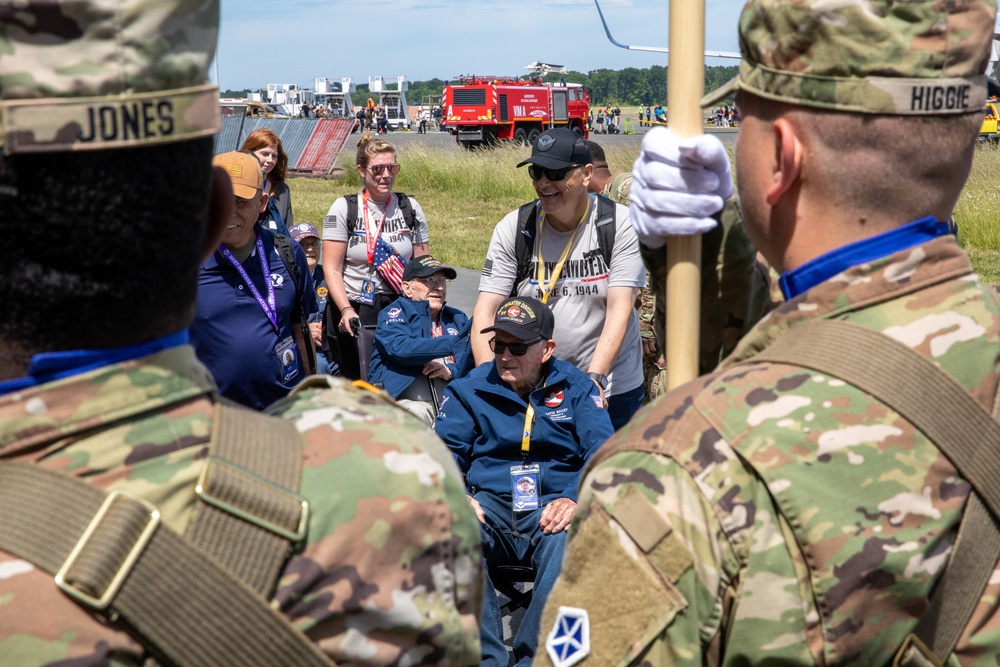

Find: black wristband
[587,372,609,390]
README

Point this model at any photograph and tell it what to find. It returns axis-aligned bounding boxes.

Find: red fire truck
[443,71,590,148]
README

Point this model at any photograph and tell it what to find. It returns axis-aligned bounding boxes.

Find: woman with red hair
[241,128,294,235]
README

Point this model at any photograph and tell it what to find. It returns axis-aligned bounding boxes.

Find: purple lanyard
[219,235,278,332]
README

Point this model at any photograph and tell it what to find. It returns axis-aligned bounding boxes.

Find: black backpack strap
[272,231,300,293]
[512,201,540,296]
[749,319,1000,666]
[394,192,419,233]
[594,195,617,270]
[271,231,317,376]
[345,193,359,229]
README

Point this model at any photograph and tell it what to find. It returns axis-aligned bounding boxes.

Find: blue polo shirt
[191,226,315,410]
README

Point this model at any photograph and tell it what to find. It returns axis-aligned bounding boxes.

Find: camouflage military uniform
[539,0,997,658]
[602,171,632,205]
[538,235,1000,665]
[0,347,483,666]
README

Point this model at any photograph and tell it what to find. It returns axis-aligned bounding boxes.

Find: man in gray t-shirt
[472,128,646,431]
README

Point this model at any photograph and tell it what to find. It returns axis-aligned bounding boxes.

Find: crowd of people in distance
[711,104,739,126]
[589,104,622,134]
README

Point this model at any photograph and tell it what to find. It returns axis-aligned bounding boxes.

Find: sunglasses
[489,337,543,356]
[368,163,401,176]
[527,164,581,182]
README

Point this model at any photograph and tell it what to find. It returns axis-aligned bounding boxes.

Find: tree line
[220,64,739,110]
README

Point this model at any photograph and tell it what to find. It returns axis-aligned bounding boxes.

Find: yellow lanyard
[520,380,546,454]
[535,197,591,304]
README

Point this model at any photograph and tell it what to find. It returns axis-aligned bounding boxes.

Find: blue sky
[215,0,748,92]
[216,1,1000,93]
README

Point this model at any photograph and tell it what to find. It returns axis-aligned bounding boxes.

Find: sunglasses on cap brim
[527,164,581,182]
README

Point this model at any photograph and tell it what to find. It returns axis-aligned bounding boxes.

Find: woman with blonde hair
[241,128,294,235]
[321,134,430,379]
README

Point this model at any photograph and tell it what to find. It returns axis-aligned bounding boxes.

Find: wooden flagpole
[665,0,705,388]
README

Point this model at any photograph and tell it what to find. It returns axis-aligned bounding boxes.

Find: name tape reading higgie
[0,84,220,155]
[872,77,986,115]
[910,83,973,112]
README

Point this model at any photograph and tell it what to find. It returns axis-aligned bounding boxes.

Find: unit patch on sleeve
[545,606,590,667]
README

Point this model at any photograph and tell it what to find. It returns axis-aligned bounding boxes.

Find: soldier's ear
[203,165,233,261]
[764,117,804,207]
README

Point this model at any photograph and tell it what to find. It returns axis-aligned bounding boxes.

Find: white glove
[629,127,734,248]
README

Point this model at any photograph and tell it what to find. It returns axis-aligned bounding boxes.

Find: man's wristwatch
[587,372,609,390]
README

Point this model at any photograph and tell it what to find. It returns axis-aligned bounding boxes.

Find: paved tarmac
[446,267,482,317]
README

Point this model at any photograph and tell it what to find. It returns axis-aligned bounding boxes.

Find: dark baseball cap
[480,297,554,341]
[289,223,320,242]
[515,128,592,170]
[402,254,458,281]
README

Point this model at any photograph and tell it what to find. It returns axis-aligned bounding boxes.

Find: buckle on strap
[195,456,309,543]
[55,490,161,611]
[893,634,944,667]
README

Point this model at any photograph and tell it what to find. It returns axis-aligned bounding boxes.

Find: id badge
[275,336,299,383]
[358,279,376,305]
[511,463,541,512]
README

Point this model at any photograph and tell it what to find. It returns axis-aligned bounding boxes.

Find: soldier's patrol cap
[0,0,221,156]
[701,0,997,115]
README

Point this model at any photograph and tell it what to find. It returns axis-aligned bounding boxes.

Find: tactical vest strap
[0,461,334,666]
[185,402,307,596]
[753,319,1000,665]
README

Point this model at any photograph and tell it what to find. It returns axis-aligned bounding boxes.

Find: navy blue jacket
[435,358,613,504]
[369,297,473,398]
[309,264,328,323]
[191,226,315,410]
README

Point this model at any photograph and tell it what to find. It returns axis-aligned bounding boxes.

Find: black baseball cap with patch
[515,128,592,170]
[402,254,458,281]
[480,296,555,341]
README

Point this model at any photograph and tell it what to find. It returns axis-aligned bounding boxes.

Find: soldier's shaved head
[735,91,981,234]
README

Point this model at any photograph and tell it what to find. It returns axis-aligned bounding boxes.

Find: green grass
[290,142,1000,280]
[955,147,1000,284]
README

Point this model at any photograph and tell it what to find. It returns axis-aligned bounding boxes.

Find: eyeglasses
[368,163,401,176]
[412,275,449,287]
[527,164,581,182]
[489,337,543,356]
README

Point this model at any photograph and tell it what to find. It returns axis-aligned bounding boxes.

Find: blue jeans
[607,384,644,431]
[475,491,566,667]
